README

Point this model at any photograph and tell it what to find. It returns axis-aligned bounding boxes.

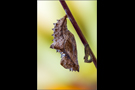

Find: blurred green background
[37,1,97,89]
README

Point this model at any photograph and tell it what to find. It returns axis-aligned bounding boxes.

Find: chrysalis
[50,15,79,72]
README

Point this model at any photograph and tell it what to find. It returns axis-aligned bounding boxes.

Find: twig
[59,0,97,69]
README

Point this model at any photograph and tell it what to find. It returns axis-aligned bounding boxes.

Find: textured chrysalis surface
[50,15,79,72]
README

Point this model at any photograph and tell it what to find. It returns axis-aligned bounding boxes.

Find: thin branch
[59,0,97,69]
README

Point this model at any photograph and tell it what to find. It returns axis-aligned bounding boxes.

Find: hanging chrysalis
[50,15,79,72]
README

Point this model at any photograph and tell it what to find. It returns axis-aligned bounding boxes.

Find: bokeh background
[37,0,97,89]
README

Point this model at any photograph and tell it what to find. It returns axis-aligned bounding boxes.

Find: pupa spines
[53,23,58,26]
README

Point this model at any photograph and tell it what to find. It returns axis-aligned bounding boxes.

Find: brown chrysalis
[50,15,79,72]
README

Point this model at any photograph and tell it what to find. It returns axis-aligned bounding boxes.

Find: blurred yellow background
[37,0,97,89]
